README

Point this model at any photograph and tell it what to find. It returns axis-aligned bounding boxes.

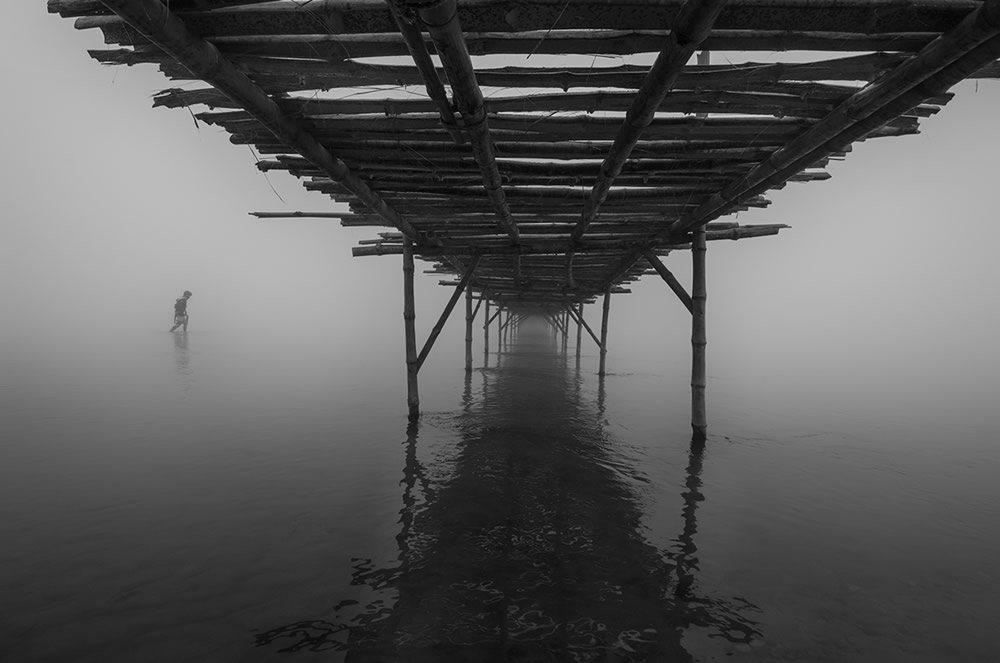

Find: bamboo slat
[77,1,982,41]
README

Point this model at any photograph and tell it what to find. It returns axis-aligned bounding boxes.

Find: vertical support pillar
[403,238,419,420]
[561,308,569,352]
[484,293,490,357]
[598,287,611,376]
[575,302,583,360]
[496,304,502,347]
[465,285,473,372]
[691,226,708,440]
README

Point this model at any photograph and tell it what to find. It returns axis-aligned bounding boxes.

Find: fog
[3,4,998,433]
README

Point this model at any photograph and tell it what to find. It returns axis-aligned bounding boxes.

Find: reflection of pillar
[691,227,707,439]
[598,287,611,376]
[403,239,419,420]
[676,436,706,599]
[465,286,473,372]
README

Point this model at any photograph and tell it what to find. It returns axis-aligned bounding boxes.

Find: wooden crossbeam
[643,251,693,313]
[672,0,1000,234]
[416,254,482,372]
[389,0,519,244]
[573,0,727,243]
[387,2,463,144]
[566,304,603,350]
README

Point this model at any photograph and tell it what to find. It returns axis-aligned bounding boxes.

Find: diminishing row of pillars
[400,228,708,440]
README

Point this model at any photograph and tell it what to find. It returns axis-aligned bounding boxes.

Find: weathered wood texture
[50,0,1000,310]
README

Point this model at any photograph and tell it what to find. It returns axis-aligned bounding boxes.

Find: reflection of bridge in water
[256,323,761,661]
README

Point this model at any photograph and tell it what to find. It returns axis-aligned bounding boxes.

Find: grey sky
[2,3,998,427]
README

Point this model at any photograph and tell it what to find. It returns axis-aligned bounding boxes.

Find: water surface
[1,321,997,662]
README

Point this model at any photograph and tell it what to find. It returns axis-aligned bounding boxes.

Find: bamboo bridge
[50,0,1000,437]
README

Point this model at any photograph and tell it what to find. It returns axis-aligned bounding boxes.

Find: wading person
[170,290,192,332]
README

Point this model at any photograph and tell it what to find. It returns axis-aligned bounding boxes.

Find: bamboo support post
[403,238,419,420]
[562,308,570,352]
[691,227,708,440]
[599,287,612,377]
[496,304,503,348]
[465,284,473,372]
[548,310,567,336]
[483,293,490,356]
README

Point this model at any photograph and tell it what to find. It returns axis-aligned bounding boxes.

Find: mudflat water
[1,321,997,662]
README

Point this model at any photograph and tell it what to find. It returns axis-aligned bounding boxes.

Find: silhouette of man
[170,290,192,332]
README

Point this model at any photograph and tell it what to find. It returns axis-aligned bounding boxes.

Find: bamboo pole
[387,2,463,144]
[416,255,481,372]
[118,31,950,64]
[351,225,786,257]
[576,303,584,360]
[403,238,419,420]
[472,290,485,321]
[643,250,694,313]
[218,89,885,122]
[148,54,926,108]
[547,309,567,336]
[496,303,503,348]
[562,308,570,353]
[393,0,519,244]
[79,1,985,42]
[96,0,418,241]
[483,291,490,357]
[572,0,727,243]
[598,287,612,377]
[566,303,602,349]
[465,284,473,372]
[691,227,708,440]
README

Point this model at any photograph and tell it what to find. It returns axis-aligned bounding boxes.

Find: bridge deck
[49,0,1000,427]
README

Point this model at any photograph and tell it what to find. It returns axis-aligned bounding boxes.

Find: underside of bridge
[50,0,1000,436]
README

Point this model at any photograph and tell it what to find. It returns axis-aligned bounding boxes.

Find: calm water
[1,322,997,662]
